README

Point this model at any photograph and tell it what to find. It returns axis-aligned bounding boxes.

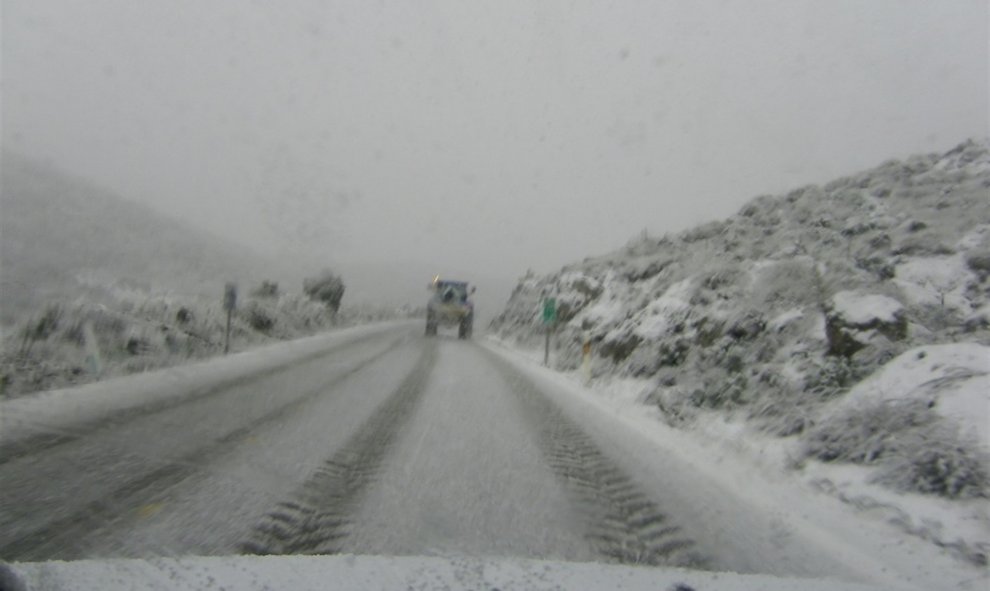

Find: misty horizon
[3,1,987,283]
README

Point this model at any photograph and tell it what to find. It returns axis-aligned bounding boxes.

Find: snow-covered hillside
[490,139,990,563]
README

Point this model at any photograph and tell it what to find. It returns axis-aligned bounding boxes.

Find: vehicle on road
[425,277,475,339]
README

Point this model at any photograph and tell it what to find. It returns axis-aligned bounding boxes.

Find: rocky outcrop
[825,292,907,358]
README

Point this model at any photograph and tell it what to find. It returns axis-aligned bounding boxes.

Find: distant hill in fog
[0,153,515,330]
[0,153,272,327]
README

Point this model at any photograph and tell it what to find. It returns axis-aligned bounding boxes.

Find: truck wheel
[458,315,473,339]
[426,312,438,336]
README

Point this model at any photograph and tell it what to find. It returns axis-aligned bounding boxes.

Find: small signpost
[542,297,557,366]
[223,282,237,354]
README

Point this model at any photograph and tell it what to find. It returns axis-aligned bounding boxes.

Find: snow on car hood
[2,554,903,591]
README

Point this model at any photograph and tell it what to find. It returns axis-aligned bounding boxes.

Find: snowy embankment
[488,139,990,569]
[0,321,414,446]
[486,336,988,585]
[0,284,417,399]
[799,342,989,564]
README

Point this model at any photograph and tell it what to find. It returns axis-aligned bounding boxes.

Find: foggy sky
[3,0,987,285]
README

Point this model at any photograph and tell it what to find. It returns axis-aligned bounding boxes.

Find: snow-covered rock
[830,292,904,326]
[825,291,907,357]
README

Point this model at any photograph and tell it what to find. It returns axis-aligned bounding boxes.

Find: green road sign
[542,298,557,324]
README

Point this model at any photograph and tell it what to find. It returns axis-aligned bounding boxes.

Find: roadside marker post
[223,282,237,354]
[82,321,103,376]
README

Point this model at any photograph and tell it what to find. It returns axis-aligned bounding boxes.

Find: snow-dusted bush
[175,307,194,325]
[803,398,935,464]
[643,384,698,426]
[689,372,749,410]
[854,256,896,281]
[874,427,989,499]
[801,398,989,499]
[251,280,280,299]
[553,271,604,321]
[243,301,276,333]
[749,387,815,437]
[303,270,346,314]
[681,220,728,243]
[17,304,63,353]
[892,233,956,257]
[750,260,821,307]
[802,356,858,399]
[964,250,990,280]
[599,332,642,363]
[693,317,724,347]
[725,310,766,341]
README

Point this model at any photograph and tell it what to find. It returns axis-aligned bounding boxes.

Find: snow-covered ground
[3,327,973,590]
[5,325,987,591]
[485,334,989,588]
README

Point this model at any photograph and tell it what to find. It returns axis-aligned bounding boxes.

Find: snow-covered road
[0,323,970,589]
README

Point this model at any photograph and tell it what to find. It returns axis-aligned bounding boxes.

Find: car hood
[2,554,906,591]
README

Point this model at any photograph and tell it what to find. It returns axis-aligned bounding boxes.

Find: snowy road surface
[0,323,967,589]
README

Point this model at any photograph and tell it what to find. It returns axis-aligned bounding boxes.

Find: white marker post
[82,321,103,377]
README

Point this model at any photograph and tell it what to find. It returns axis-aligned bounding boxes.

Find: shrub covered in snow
[243,301,276,333]
[803,398,988,499]
[303,270,346,315]
[964,250,990,280]
[874,428,989,499]
[803,398,936,464]
[251,280,280,299]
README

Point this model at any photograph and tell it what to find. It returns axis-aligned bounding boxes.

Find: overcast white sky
[3,0,987,284]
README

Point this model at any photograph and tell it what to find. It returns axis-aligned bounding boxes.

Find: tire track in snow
[485,350,709,568]
[240,339,438,556]
[0,336,406,562]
